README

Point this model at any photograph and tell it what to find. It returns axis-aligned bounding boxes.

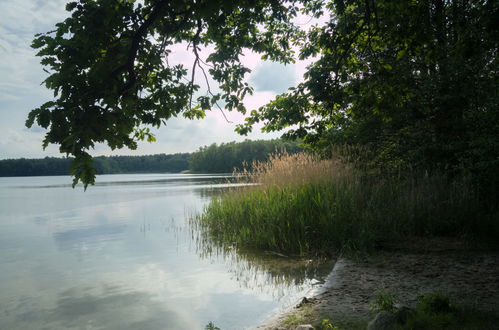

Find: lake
[0,174,333,329]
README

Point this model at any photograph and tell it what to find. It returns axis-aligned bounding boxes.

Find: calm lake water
[0,174,333,329]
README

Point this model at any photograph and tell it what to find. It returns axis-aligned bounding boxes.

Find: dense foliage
[242,0,499,198]
[94,153,190,173]
[0,157,74,177]
[28,0,301,187]
[30,0,498,191]
[189,139,303,172]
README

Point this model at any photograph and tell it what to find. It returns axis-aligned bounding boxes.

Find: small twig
[189,19,231,123]
[188,19,203,110]
[198,56,214,69]
[195,57,232,123]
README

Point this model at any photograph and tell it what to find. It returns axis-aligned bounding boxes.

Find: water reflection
[0,174,334,330]
[53,223,126,247]
[192,218,336,302]
[10,285,190,330]
[14,173,234,189]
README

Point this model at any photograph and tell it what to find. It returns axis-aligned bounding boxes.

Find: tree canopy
[189,139,303,173]
[28,0,303,187]
[248,1,499,170]
[29,0,499,190]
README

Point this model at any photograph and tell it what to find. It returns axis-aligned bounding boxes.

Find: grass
[370,291,397,313]
[365,291,499,330]
[278,292,499,330]
[402,307,499,330]
[282,304,316,328]
[396,293,499,330]
[196,150,499,255]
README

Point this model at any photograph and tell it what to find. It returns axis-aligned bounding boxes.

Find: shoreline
[254,248,499,329]
[253,259,345,330]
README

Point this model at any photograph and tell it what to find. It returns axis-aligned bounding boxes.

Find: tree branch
[120,1,170,94]
[110,0,181,95]
[190,19,232,123]
[188,19,203,110]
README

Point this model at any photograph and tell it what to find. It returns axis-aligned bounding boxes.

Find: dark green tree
[29,0,498,193]
[28,0,302,187]
[188,139,303,172]
[242,0,499,182]
[0,153,191,177]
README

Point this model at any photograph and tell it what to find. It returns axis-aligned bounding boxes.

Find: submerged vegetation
[197,150,498,255]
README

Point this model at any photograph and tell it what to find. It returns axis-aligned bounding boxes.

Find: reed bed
[197,150,498,255]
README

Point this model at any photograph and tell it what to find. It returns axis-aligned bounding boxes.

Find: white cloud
[89,107,283,157]
[0,128,60,159]
[251,62,296,94]
[243,91,277,110]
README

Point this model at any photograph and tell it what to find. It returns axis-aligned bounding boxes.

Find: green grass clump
[401,293,499,330]
[197,152,498,255]
[321,318,343,330]
[370,291,397,313]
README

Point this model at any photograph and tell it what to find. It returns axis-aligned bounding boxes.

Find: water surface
[0,174,332,329]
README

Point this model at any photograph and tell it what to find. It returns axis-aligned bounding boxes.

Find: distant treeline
[0,139,303,177]
[94,154,190,174]
[0,153,190,177]
[189,139,303,173]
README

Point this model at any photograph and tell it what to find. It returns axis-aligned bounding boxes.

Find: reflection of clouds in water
[5,267,275,330]
[53,224,126,246]
[0,174,332,329]
[51,223,127,261]
[126,263,277,329]
[33,215,50,225]
[201,292,277,329]
[128,262,252,302]
[11,286,193,330]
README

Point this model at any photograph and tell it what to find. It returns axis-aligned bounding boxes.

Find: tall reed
[197,149,497,255]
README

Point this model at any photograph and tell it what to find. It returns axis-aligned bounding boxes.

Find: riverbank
[255,240,499,329]
[196,152,499,328]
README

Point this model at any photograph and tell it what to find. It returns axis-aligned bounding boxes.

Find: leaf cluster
[242,0,499,198]
[29,0,303,187]
[29,0,499,193]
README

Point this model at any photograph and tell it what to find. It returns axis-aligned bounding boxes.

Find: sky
[0,0,316,159]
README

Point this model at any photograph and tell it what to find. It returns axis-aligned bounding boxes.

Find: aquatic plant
[197,150,498,255]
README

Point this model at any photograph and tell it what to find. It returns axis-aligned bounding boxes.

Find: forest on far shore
[0,139,303,177]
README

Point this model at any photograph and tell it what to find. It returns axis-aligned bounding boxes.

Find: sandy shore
[255,247,499,329]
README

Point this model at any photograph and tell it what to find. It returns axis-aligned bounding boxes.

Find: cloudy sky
[0,0,315,159]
